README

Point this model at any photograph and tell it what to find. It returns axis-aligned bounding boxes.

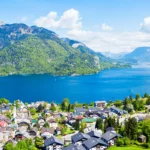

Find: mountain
[0,23,130,76]
[62,38,130,70]
[102,52,128,59]
[123,47,150,63]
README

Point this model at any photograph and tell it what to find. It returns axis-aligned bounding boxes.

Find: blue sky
[1,0,150,53]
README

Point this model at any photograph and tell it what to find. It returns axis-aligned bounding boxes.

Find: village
[0,94,150,150]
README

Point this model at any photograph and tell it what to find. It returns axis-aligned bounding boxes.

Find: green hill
[0,23,130,76]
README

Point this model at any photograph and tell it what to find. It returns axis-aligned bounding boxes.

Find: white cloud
[21,17,28,23]
[68,29,150,53]
[34,9,150,53]
[101,23,113,31]
[140,17,150,32]
[34,8,82,30]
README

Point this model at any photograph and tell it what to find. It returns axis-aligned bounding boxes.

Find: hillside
[62,38,130,70]
[123,47,150,63]
[0,24,130,76]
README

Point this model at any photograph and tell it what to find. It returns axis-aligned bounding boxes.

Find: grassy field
[108,146,150,150]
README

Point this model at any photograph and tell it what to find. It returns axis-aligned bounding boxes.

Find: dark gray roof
[75,108,87,113]
[62,144,77,150]
[101,131,121,142]
[62,144,86,150]
[88,107,99,112]
[97,138,108,146]
[83,137,108,149]
[87,131,102,138]
[110,106,128,115]
[44,136,64,147]
[72,132,90,143]
[106,127,115,132]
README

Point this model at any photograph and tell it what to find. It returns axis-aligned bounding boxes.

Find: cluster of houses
[0,100,147,150]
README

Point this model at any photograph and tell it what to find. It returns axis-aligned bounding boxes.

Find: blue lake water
[0,68,150,103]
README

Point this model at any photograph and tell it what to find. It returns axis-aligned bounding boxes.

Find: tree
[6,112,12,119]
[61,127,66,135]
[37,104,44,112]
[133,100,144,111]
[104,117,118,131]
[0,98,9,104]
[95,118,103,131]
[44,122,49,128]
[30,108,36,115]
[146,97,150,105]
[25,102,28,106]
[3,142,14,150]
[35,137,44,148]
[124,117,138,140]
[68,104,71,112]
[50,103,57,112]
[14,100,20,108]
[89,102,94,107]
[80,122,86,132]
[44,102,47,109]
[144,93,149,98]
[135,94,140,100]
[114,100,123,107]
[61,98,70,111]
[142,119,150,142]
[123,97,130,110]
[72,120,80,130]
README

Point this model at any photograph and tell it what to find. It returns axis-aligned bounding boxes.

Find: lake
[0,68,150,103]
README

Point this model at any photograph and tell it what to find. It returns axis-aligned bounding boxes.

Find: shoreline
[0,66,131,77]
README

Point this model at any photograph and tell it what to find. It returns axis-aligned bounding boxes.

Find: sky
[1,0,150,53]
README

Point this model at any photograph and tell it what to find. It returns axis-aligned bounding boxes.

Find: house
[71,132,90,145]
[62,144,86,150]
[38,116,45,127]
[82,118,96,132]
[0,105,11,113]
[68,117,76,125]
[138,135,146,143]
[0,120,8,128]
[82,137,108,150]
[41,127,54,139]
[74,108,87,115]
[101,131,122,146]
[110,106,128,116]
[18,121,30,131]
[7,124,18,131]
[88,107,99,113]
[0,128,6,142]
[48,119,58,129]
[56,127,61,135]
[94,101,107,108]
[28,129,37,138]
[44,109,52,117]
[44,136,64,150]
[51,112,61,120]
[87,130,102,138]
[14,130,29,141]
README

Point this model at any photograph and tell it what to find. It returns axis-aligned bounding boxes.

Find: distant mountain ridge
[123,47,150,63]
[102,52,128,59]
[0,23,130,76]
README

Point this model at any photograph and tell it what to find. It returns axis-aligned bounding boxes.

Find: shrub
[124,137,131,145]
[116,138,124,146]
[142,143,150,148]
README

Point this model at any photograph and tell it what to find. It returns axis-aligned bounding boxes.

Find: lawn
[108,146,150,150]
